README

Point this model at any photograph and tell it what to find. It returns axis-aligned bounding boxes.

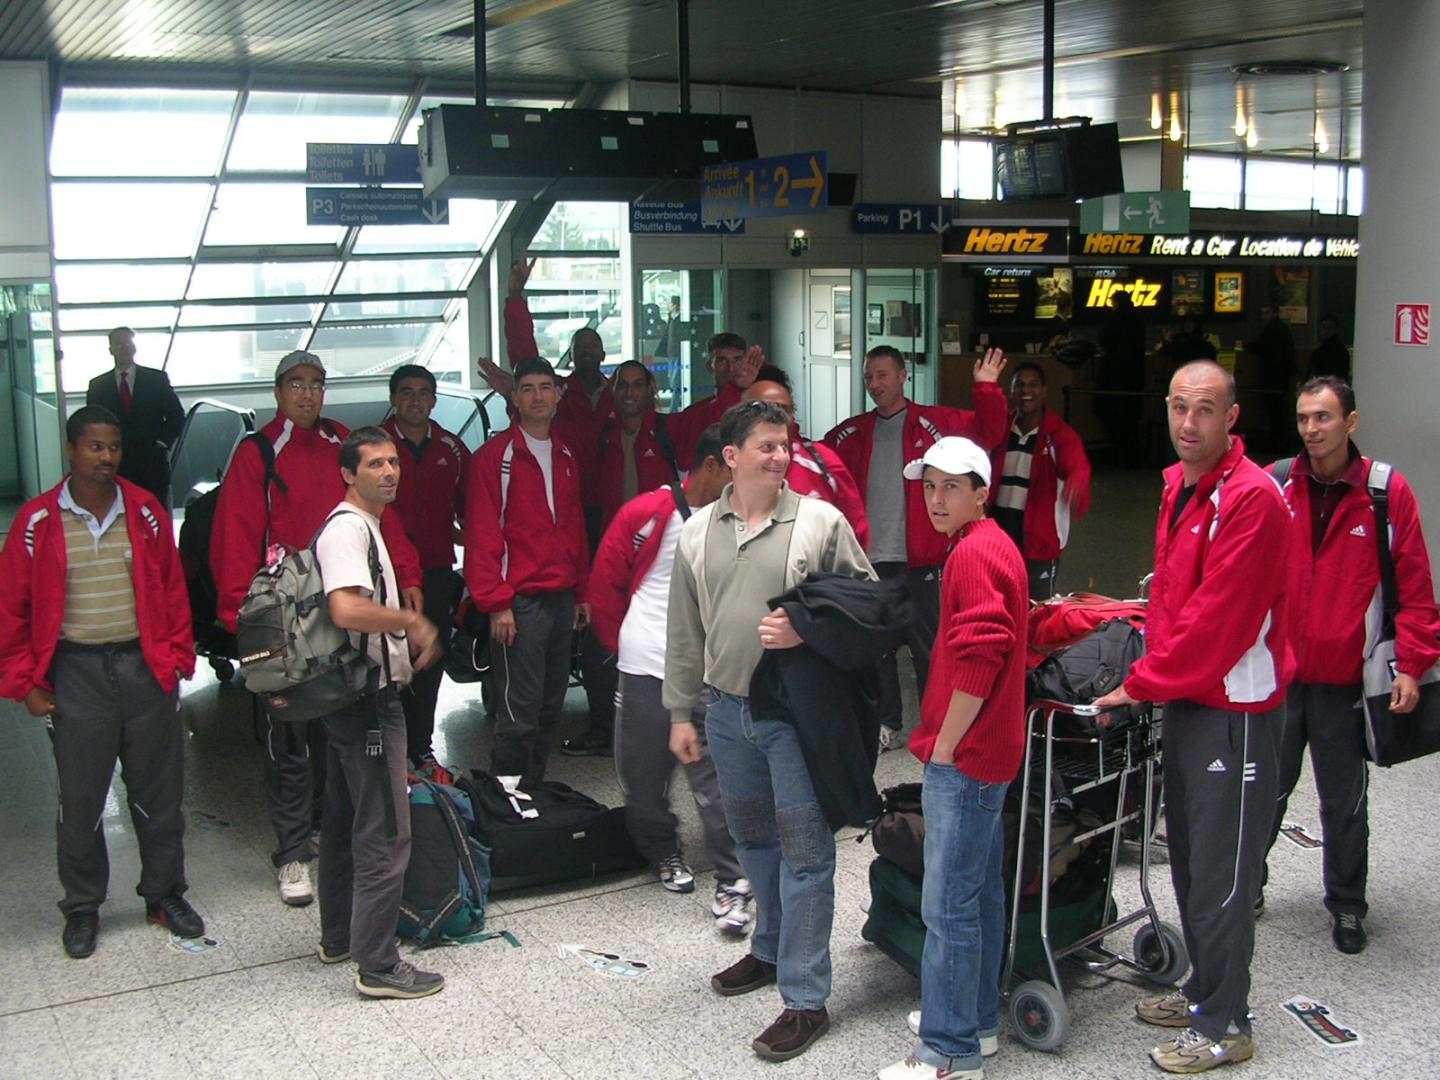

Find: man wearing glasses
[210,351,423,909]
[381,364,470,767]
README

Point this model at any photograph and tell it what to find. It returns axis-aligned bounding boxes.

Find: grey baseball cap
[275,350,327,383]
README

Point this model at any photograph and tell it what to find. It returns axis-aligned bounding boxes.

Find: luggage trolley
[1002,699,1186,1052]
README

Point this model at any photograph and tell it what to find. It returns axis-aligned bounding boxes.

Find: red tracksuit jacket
[595,408,681,530]
[1278,451,1440,685]
[382,417,470,572]
[822,386,1009,568]
[987,409,1093,561]
[209,414,422,632]
[464,425,590,613]
[588,483,686,655]
[787,429,871,551]
[670,380,743,470]
[910,517,1029,782]
[0,477,195,698]
[1123,438,1294,711]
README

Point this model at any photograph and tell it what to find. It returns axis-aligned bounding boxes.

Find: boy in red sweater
[881,437,1027,1080]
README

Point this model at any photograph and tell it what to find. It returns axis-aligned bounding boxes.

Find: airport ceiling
[0,0,1365,159]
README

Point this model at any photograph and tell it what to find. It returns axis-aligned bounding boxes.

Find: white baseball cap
[902,436,992,486]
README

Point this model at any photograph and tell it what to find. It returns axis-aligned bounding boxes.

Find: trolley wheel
[209,657,235,682]
[1010,979,1069,1052]
[1134,921,1189,985]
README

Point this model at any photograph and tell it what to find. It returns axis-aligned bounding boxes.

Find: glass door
[1,283,62,499]
[636,268,724,412]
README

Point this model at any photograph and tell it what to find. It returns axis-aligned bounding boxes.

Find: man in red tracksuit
[1096,359,1293,1075]
[595,360,681,531]
[589,424,750,927]
[465,356,591,786]
[1261,375,1440,954]
[988,362,1092,600]
[824,346,1009,747]
[744,366,871,550]
[381,363,470,767]
[668,332,764,469]
[210,350,423,908]
[0,406,202,959]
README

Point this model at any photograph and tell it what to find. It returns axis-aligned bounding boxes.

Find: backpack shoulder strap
[800,438,835,492]
[1367,460,1399,630]
[1268,457,1295,487]
[670,481,691,521]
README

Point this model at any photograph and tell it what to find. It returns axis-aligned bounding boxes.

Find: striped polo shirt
[58,481,138,644]
[992,422,1038,552]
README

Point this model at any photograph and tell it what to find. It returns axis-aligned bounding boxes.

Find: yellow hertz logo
[1086,278,1162,308]
[962,227,1051,254]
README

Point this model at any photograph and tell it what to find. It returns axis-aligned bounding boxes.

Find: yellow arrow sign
[791,154,826,209]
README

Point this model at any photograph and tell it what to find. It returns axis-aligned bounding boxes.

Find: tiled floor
[3,469,1439,1078]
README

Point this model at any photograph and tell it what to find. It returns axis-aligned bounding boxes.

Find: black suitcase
[458,771,647,894]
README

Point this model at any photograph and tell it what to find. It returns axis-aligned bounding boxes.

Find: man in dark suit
[85,327,185,506]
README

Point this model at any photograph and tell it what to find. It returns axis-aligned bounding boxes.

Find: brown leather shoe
[710,953,777,996]
[752,1007,830,1061]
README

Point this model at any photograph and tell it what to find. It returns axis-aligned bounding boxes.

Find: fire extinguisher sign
[1394,303,1431,347]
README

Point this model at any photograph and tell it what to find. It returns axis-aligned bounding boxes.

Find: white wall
[0,62,52,282]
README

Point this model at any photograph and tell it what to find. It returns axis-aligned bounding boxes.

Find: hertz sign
[1085,276,1164,309]
[945,224,1068,259]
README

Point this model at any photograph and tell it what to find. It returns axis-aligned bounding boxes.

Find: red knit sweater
[909,517,1029,782]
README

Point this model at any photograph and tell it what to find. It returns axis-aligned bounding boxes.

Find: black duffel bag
[1027,617,1145,731]
[456,770,646,894]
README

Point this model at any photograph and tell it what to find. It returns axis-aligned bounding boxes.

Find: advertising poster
[1214,271,1244,315]
[1035,267,1074,319]
[1274,267,1310,325]
[1172,270,1204,315]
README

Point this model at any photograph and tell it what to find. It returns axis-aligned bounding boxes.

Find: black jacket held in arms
[749,572,912,830]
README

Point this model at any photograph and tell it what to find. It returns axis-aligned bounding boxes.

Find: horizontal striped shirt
[58,481,138,644]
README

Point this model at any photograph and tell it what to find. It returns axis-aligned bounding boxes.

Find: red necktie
[119,372,132,414]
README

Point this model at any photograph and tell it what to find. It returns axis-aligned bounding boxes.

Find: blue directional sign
[852,203,960,235]
[306,187,448,227]
[306,143,421,184]
[629,202,746,235]
[702,150,828,223]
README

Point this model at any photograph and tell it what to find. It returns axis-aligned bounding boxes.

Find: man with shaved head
[1095,359,1294,1074]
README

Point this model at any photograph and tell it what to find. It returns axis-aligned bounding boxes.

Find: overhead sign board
[701,150,828,222]
[1075,230,1359,260]
[629,202,745,235]
[942,223,1070,260]
[1079,191,1190,235]
[306,143,421,184]
[306,187,448,227]
[852,203,959,235]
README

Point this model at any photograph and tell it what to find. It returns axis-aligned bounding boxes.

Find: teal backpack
[397,779,494,947]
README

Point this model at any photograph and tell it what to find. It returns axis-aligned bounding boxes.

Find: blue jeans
[705,689,836,1011]
[916,762,1007,1069]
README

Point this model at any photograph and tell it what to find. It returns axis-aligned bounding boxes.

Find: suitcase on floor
[457,771,647,894]
[861,850,1114,980]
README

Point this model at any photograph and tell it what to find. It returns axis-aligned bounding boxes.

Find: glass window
[637,268,722,410]
[1244,158,1335,212]
[427,305,471,381]
[1184,154,1242,210]
[59,306,178,332]
[352,198,502,254]
[940,138,995,200]
[326,297,451,320]
[1346,166,1364,214]
[204,183,346,247]
[226,91,406,172]
[52,87,235,177]
[187,261,338,299]
[336,258,476,294]
[308,321,443,376]
[178,301,320,326]
[51,182,213,259]
[166,326,308,386]
[55,263,191,304]
[530,202,623,251]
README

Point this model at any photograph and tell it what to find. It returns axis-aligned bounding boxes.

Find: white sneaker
[878,725,907,752]
[278,860,313,906]
[713,879,754,934]
[906,1012,998,1057]
[658,853,695,893]
[878,1055,982,1080]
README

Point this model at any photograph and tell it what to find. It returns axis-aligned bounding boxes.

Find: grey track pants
[874,562,941,731]
[614,673,743,884]
[1163,699,1281,1040]
[1264,681,1369,916]
[318,688,411,974]
[491,589,574,785]
[49,641,187,915]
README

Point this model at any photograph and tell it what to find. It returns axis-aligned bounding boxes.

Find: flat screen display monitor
[994,122,1123,201]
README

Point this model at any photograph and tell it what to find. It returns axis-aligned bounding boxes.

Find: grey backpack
[237,509,381,723]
